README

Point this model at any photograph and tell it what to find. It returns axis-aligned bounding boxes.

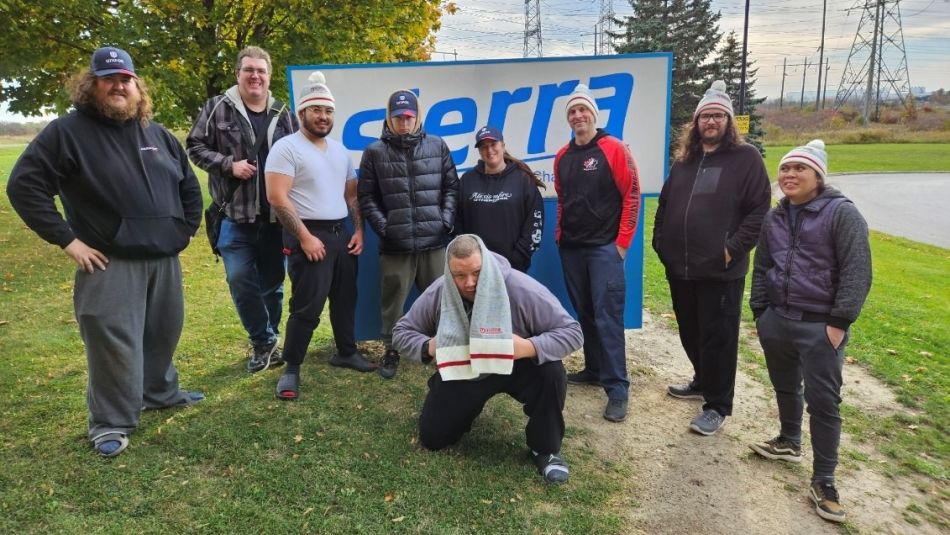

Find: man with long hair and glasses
[652,80,771,436]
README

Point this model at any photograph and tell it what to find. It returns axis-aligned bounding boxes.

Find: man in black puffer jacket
[358,89,459,379]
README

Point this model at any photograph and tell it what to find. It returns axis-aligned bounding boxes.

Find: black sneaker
[810,480,846,523]
[567,369,600,385]
[270,348,285,369]
[530,450,570,484]
[378,349,400,379]
[667,382,703,400]
[603,398,628,422]
[749,435,802,463]
[248,340,279,373]
[329,352,378,372]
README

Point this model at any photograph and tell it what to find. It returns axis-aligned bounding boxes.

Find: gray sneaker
[603,398,628,422]
[248,340,279,373]
[667,382,703,400]
[689,409,725,435]
[749,436,802,463]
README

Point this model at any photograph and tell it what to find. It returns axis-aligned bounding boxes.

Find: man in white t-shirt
[265,72,375,400]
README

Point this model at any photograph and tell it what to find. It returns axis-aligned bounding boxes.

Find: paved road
[776,173,950,249]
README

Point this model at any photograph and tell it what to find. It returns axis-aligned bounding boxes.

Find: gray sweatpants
[379,249,445,348]
[756,308,846,482]
[74,256,192,442]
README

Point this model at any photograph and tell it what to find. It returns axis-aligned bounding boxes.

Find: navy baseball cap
[389,90,418,118]
[474,125,503,147]
[91,47,137,78]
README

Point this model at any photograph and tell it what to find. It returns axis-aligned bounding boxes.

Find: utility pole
[800,57,808,109]
[780,58,787,109]
[739,0,751,114]
[822,59,831,108]
[816,0,827,109]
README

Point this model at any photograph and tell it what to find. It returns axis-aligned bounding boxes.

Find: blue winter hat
[91,47,137,78]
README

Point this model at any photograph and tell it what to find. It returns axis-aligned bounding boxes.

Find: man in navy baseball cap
[388,89,418,118]
[91,46,137,78]
[474,125,503,148]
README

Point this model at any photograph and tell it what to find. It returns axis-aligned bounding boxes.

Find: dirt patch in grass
[563,310,942,534]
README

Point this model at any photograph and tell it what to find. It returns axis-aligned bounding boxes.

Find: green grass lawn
[762,143,950,178]
[1,141,948,532]
[0,144,623,533]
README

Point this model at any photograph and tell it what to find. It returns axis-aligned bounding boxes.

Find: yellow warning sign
[735,115,750,135]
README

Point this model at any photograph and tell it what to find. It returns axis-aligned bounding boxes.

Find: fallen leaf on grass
[845,356,856,364]
[908,425,918,430]
[294,434,304,443]
[0,320,8,326]
[918,351,933,357]
[303,507,314,515]
[915,367,928,373]
[384,493,394,502]
[901,374,912,382]
[392,516,405,523]
[886,349,898,355]
[480,499,492,505]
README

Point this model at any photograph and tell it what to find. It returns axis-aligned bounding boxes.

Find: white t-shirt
[265,131,355,220]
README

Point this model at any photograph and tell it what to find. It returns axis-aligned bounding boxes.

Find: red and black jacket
[554,129,640,248]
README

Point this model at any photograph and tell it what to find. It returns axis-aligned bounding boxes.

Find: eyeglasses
[698,113,727,122]
[240,67,269,76]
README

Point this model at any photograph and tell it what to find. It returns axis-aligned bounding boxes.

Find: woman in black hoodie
[456,125,544,272]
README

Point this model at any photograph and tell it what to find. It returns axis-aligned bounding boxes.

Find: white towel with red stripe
[435,236,514,381]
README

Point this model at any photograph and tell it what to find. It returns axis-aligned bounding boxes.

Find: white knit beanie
[565,84,599,123]
[296,71,335,111]
[780,139,829,179]
[694,80,734,119]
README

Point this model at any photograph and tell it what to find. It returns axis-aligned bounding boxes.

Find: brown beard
[95,92,141,122]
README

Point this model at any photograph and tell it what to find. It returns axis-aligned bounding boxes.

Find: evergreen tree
[613,0,722,143]
[711,31,766,156]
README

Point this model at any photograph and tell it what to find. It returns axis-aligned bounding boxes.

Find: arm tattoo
[274,205,305,239]
[347,195,363,231]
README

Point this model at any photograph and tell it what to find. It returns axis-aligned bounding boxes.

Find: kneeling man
[393,234,583,484]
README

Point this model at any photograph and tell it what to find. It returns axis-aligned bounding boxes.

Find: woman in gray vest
[748,140,872,524]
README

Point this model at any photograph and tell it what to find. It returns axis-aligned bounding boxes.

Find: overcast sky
[431,0,949,102]
[2,0,946,121]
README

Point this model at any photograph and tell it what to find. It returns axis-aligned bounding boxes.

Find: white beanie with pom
[780,139,829,179]
[296,71,335,111]
[694,80,734,119]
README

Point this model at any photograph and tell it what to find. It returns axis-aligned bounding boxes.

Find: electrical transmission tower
[524,0,543,58]
[834,0,911,121]
[594,0,615,55]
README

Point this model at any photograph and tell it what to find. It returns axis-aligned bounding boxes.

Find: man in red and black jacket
[554,84,640,423]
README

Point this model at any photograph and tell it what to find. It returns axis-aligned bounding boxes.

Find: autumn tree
[710,31,766,156]
[0,0,450,127]
[612,0,722,144]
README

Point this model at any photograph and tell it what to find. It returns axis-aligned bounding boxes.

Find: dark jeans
[757,308,846,481]
[419,360,567,455]
[218,218,285,347]
[282,220,358,366]
[668,278,744,416]
[559,244,628,400]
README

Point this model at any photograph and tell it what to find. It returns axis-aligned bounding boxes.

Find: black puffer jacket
[358,124,459,254]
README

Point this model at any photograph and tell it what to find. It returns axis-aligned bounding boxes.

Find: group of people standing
[6,45,871,524]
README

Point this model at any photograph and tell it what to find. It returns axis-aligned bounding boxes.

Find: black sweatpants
[282,220,357,366]
[668,278,744,416]
[419,360,567,455]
